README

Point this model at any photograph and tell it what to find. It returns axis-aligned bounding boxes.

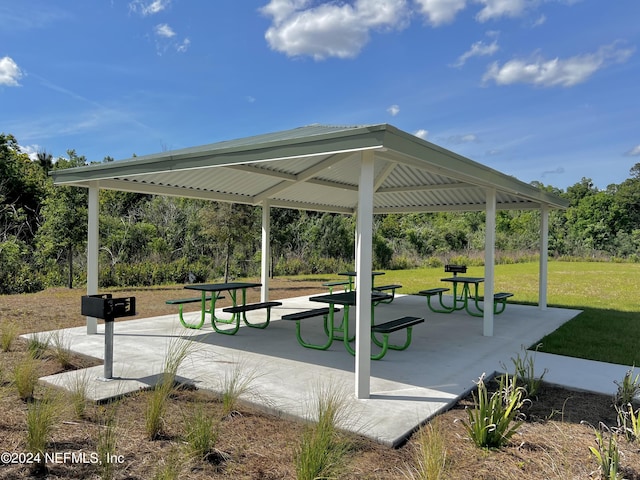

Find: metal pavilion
[51,123,569,399]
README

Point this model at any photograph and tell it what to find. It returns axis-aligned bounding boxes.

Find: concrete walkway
[36,294,631,447]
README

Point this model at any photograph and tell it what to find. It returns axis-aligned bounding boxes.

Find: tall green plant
[616,403,640,444]
[504,345,548,398]
[294,382,351,480]
[26,391,61,473]
[218,360,262,417]
[588,426,621,480]
[461,374,527,449]
[404,419,447,480]
[614,367,640,408]
[183,402,219,460]
[13,353,39,401]
[145,335,196,440]
[0,322,19,352]
[96,403,119,480]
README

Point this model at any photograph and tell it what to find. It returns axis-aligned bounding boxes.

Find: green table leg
[210,289,243,335]
[295,306,336,350]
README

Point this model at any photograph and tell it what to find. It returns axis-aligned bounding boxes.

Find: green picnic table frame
[182,282,261,331]
[425,277,511,316]
[309,291,410,360]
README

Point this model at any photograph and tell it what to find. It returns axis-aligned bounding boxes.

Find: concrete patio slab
[37,293,586,447]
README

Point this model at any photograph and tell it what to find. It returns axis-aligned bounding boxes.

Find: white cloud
[447,133,479,144]
[154,23,175,38]
[474,0,529,22]
[0,56,23,86]
[387,104,400,116]
[18,144,41,161]
[452,39,499,67]
[483,42,635,87]
[626,145,640,156]
[176,38,190,53]
[129,0,171,16]
[414,0,467,26]
[152,24,190,54]
[261,0,410,60]
[532,14,546,27]
[414,129,429,139]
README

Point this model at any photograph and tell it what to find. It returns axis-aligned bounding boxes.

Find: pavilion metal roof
[51,123,569,213]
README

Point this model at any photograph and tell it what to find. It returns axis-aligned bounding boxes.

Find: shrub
[461,374,527,449]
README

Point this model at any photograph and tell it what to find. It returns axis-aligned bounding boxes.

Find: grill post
[80,294,136,380]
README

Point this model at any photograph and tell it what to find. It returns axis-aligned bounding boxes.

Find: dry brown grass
[1,281,639,479]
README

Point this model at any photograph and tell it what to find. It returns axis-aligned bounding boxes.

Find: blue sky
[1,0,639,190]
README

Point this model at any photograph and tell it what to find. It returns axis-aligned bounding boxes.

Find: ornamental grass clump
[404,418,447,480]
[96,403,119,480]
[294,382,351,480]
[13,352,40,401]
[218,360,262,418]
[49,330,74,369]
[145,336,195,440]
[26,390,61,474]
[462,373,528,449]
[183,402,220,461]
[0,322,19,352]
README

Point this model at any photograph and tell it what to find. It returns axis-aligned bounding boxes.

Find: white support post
[86,183,99,334]
[539,204,549,310]
[260,200,271,302]
[483,189,496,337]
[355,151,375,399]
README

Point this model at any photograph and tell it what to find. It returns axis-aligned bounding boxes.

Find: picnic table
[420,275,513,317]
[337,270,385,291]
[286,291,423,360]
[334,270,402,303]
[170,282,281,334]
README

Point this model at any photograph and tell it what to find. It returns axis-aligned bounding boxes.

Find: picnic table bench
[321,280,351,293]
[221,301,282,333]
[372,284,402,303]
[419,267,514,316]
[371,316,424,360]
[281,307,342,350]
[302,291,422,360]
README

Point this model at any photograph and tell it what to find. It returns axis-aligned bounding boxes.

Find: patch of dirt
[1,283,639,478]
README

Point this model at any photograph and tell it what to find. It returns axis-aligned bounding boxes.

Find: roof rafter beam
[374,161,396,192]
[95,179,255,205]
[268,199,355,214]
[252,151,356,202]
[376,182,476,194]
[374,201,541,214]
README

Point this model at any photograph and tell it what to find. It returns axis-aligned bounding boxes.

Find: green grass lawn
[303,261,640,367]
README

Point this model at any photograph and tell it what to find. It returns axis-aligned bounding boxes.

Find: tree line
[2,132,639,295]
